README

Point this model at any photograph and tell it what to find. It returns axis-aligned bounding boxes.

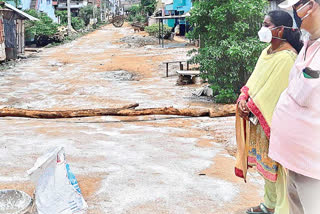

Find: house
[162,0,191,35]
[4,0,58,22]
[55,0,88,16]
[0,2,38,60]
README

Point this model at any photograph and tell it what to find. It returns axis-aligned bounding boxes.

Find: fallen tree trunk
[209,104,236,118]
[0,104,236,119]
[117,107,210,117]
[0,103,139,119]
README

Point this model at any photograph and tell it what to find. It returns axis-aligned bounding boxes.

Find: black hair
[268,10,304,53]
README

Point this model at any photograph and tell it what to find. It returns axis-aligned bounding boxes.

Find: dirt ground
[0,24,263,213]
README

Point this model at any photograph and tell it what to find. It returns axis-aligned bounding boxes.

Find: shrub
[55,10,68,25]
[79,5,94,25]
[129,4,141,17]
[187,0,268,103]
[145,24,172,38]
[72,17,85,30]
[134,14,147,23]
[24,9,59,37]
[141,0,157,16]
[55,11,85,30]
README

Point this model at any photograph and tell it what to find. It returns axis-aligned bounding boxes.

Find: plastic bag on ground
[27,146,88,214]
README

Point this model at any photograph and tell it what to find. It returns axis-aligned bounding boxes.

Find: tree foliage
[145,24,171,38]
[55,10,85,30]
[140,0,157,16]
[127,3,150,23]
[24,9,59,37]
[187,0,268,103]
[128,4,142,17]
[55,10,68,25]
[71,17,85,30]
[79,5,94,25]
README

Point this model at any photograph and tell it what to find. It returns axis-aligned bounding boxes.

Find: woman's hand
[238,100,250,120]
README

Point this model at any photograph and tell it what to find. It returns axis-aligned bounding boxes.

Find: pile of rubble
[120,35,158,47]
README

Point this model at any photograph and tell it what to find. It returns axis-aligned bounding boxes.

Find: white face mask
[258,26,273,43]
[258,26,289,43]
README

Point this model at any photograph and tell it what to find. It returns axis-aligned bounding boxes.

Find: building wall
[6,0,58,22]
[36,0,58,22]
[173,0,191,12]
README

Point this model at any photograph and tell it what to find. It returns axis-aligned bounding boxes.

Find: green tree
[79,5,94,25]
[55,10,68,25]
[55,10,85,30]
[71,17,85,30]
[187,0,268,103]
[128,4,142,17]
[141,0,157,16]
[24,9,59,37]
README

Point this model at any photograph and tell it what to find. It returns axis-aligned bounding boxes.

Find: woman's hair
[268,10,304,53]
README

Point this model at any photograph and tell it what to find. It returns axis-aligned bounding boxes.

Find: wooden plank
[176,70,200,76]
[162,60,187,64]
[25,47,41,52]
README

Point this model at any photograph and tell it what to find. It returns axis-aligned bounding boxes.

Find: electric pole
[67,0,72,35]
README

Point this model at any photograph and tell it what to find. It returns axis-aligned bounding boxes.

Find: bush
[187,0,268,103]
[127,4,148,24]
[145,24,172,39]
[129,4,142,17]
[24,9,59,37]
[79,5,94,25]
[141,0,157,16]
[55,11,85,30]
[72,17,85,30]
[135,14,147,23]
[55,10,68,25]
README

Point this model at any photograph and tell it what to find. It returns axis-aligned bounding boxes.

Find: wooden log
[116,107,210,117]
[0,104,236,119]
[24,48,41,53]
[209,104,236,118]
[0,103,139,119]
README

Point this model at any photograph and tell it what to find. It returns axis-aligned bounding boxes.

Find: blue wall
[164,0,191,28]
[7,0,57,22]
[36,0,57,22]
[173,0,191,12]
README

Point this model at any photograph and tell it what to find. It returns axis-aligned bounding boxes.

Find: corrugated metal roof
[4,3,39,21]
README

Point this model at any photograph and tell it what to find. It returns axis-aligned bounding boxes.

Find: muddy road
[0,24,262,214]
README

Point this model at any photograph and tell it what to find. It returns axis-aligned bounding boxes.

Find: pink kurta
[269,39,320,180]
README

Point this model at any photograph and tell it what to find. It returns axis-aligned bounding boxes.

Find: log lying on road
[117,107,210,117]
[0,103,139,119]
[25,48,41,53]
[0,104,236,119]
[209,104,236,118]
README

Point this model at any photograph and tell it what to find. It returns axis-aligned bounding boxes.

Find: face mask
[294,1,312,28]
[258,26,286,43]
[258,27,273,43]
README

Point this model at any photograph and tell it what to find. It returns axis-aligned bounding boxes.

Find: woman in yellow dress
[235,10,303,214]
